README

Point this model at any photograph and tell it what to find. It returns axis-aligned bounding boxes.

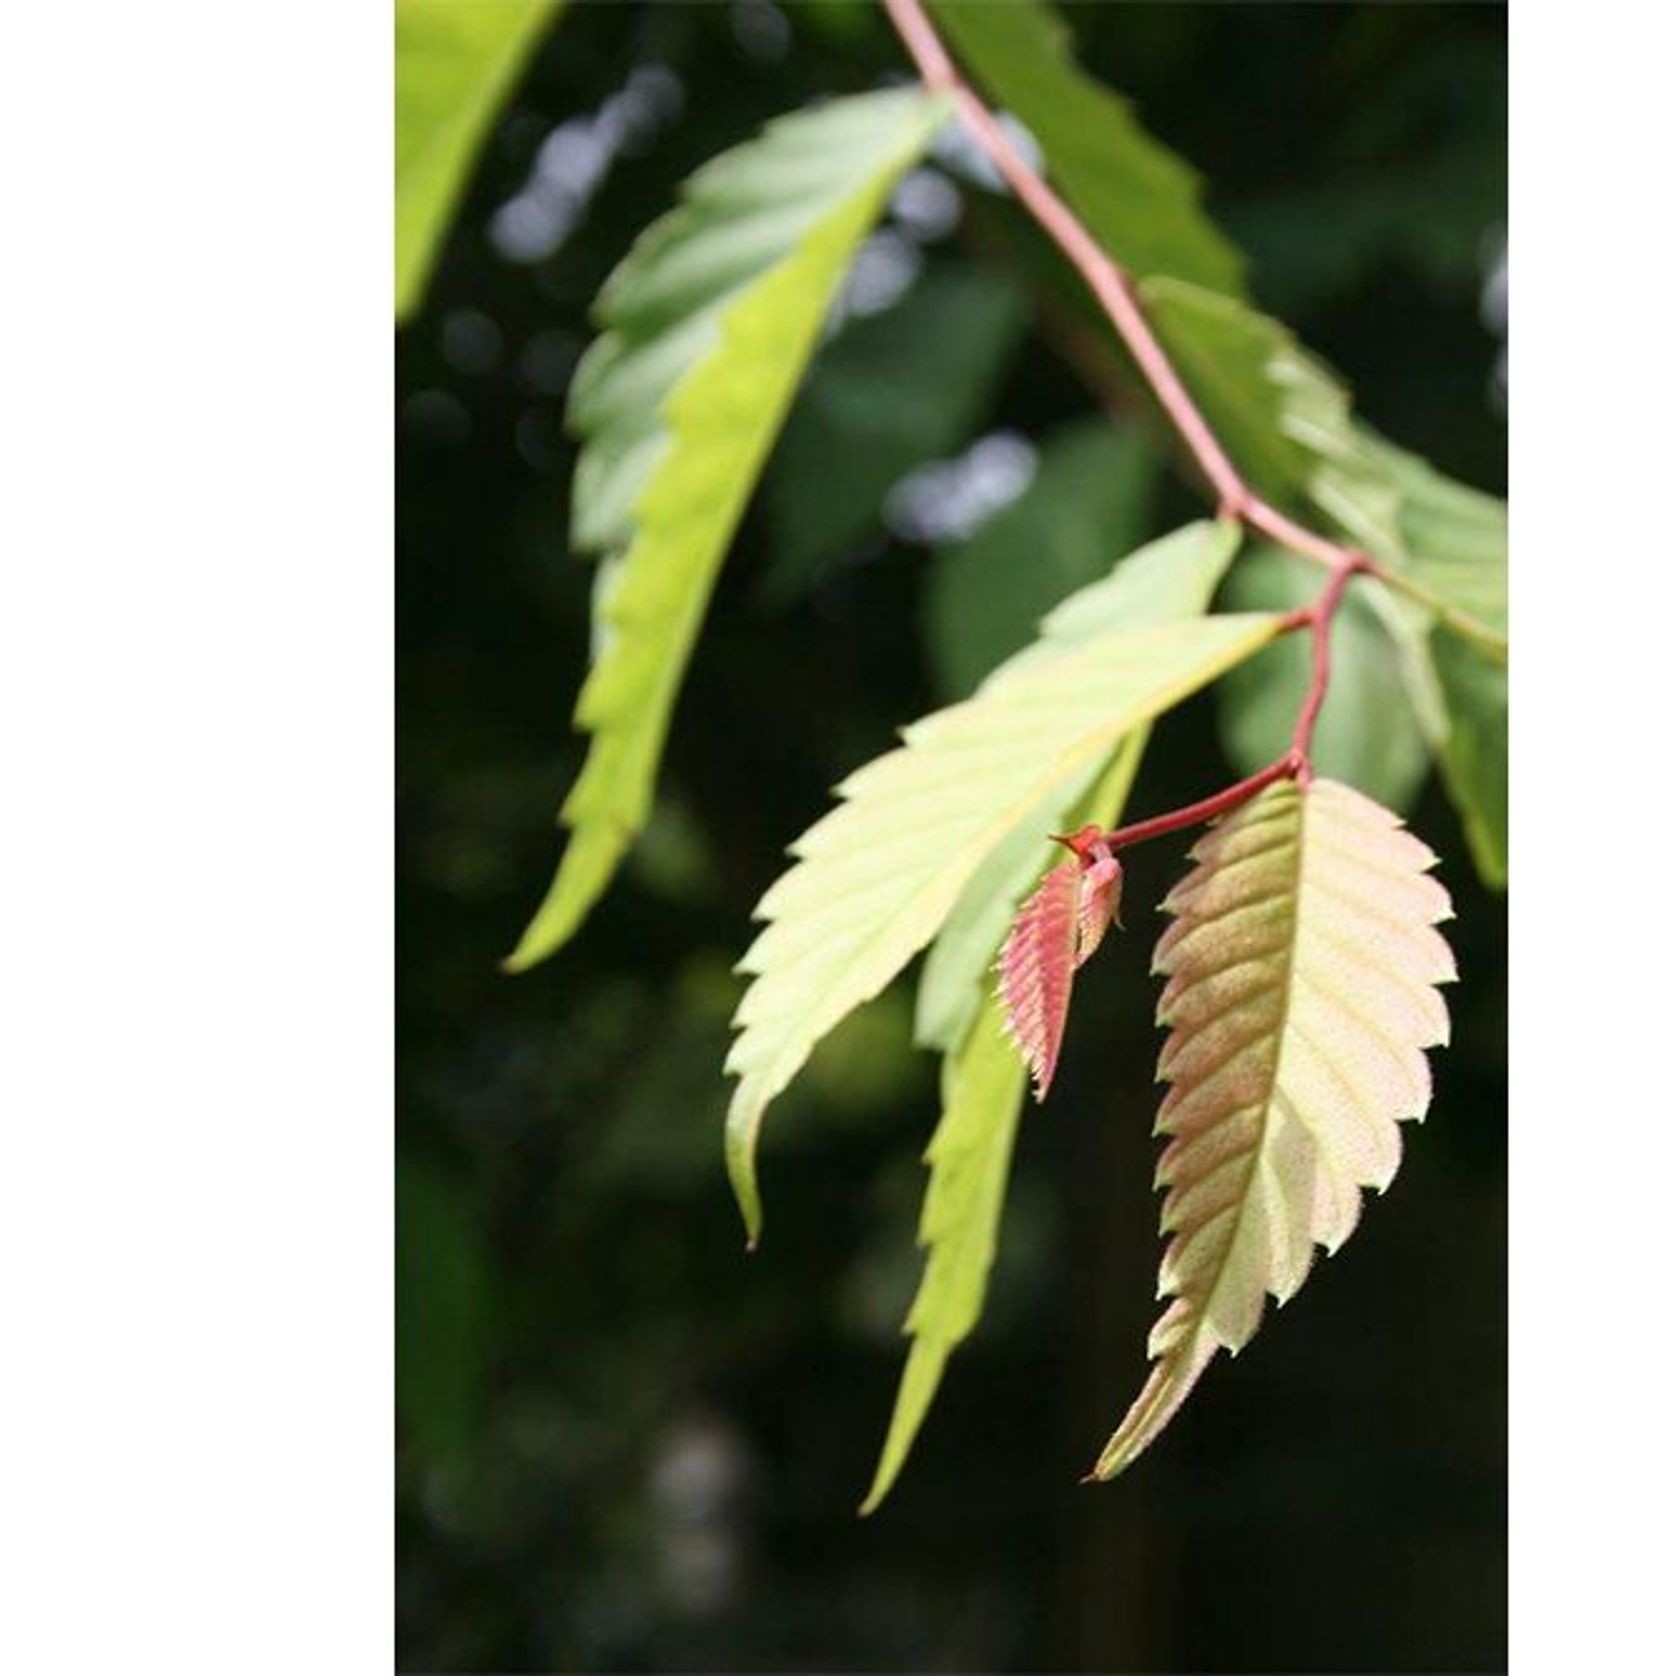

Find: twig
[880,0,1380,837]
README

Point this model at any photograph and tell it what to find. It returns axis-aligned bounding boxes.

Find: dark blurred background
[396,3,1506,1670]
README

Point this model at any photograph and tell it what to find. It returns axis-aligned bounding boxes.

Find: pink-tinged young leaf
[996,858,1081,1102]
[1088,778,1454,1480]
[1076,851,1123,963]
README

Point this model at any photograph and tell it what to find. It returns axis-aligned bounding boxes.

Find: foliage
[397,0,1505,1564]
[506,88,948,968]
[395,0,562,321]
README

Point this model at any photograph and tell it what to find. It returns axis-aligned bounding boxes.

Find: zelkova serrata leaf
[996,832,1121,1102]
[506,89,950,971]
[395,0,562,322]
[1090,778,1455,1479]
[726,609,1285,1245]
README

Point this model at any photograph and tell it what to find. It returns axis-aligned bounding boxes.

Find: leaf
[764,265,1027,600]
[1077,850,1124,955]
[996,837,1122,1101]
[1091,778,1454,1479]
[394,0,561,322]
[1431,630,1507,888]
[726,609,1284,1244]
[925,418,1159,699]
[859,997,1027,1515]
[996,858,1081,1101]
[506,89,949,971]
[1217,546,1431,812]
[866,708,1146,1515]
[1366,432,1509,662]
[915,517,1241,1053]
[930,0,1245,294]
[1140,277,1387,531]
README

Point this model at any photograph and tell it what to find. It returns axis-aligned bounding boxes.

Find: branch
[880,0,1378,839]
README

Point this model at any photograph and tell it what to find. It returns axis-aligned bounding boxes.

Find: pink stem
[879,0,1383,838]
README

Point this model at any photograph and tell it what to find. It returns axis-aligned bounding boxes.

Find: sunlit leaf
[507,89,950,970]
[930,0,1245,294]
[865,720,1145,1516]
[726,609,1284,1243]
[1092,778,1454,1478]
[395,0,562,322]
[916,518,1241,1052]
[859,997,1026,1514]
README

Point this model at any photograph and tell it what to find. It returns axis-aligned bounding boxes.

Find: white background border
[2,1,1672,1669]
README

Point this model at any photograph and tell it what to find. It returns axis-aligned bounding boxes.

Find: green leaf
[1217,546,1431,812]
[930,0,1245,294]
[726,606,1283,1244]
[917,518,1241,1051]
[764,266,1027,600]
[1139,277,1387,530]
[869,719,1162,1516]
[1092,779,1455,1478]
[860,999,1026,1514]
[924,419,1159,699]
[1431,629,1507,888]
[1344,435,1507,884]
[395,0,561,322]
[1364,433,1508,662]
[506,89,950,971]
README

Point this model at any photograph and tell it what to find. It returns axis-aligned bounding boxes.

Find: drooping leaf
[726,609,1284,1243]
[916,518,1241,1053]
[1431,630,1508,888]
[506,89,950,970]
[925,418,1159,699]
[930,0,1245,295]
[1217,545,1431,812]
[1091,778,1454,1478]
[866,705,1147,1515]
[764,265,1027,600]
[859,997,1027,1515]
[394,0,562,322]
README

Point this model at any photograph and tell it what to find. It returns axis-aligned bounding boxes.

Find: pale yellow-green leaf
[506,90,949,970]
[395,0,561,322]
[916,518,1242,1054]
[862,727,1144,1514]
[726,609,1285,1244]
[1092,778,1454,1479]
[859,999,1026,1514]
